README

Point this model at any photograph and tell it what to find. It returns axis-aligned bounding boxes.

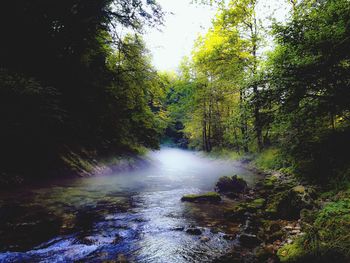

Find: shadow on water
[0,148,259,262]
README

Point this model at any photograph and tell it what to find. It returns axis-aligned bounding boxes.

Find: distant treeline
[165,0,350,182]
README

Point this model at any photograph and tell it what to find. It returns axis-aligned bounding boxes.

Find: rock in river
[239,233,261,248]
[181,192,221,203]
[186,228,202,235]
[215,175,248,194]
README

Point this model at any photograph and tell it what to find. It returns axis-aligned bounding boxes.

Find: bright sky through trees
[143,0,217,71]
[144,0,290,71]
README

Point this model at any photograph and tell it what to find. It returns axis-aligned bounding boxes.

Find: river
[0,148,259,263]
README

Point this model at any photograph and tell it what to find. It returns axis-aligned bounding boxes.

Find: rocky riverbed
[182,170,318,263]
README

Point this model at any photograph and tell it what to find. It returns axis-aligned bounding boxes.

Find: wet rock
[210,228,220,234]
[265,186,312,220]
[256,247,272,262]
[214,252,241,263]
[290,229,301,235]
[0,205,62,251]
[181,192,221,203]
[239,233,261,248]
[113,234,123,244]
[269,222,282,233]
[171,226,185,231]
[215,175,248,194]
[186,228,202,235]
[244,218,261,233]
[246,198,265,211]
[200,236,210,242]
[223,234,236,240]
[263,175,278,189]
[117,254,128,263]
[264,244,276,254]
[267,230,285,243]
[224,205,247,222]
[81,236,96,245]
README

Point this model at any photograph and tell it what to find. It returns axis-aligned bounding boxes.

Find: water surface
[0,148,258,262]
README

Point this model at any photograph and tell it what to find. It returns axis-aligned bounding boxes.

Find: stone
[239,233,261,248]
[186,228,202,235]
[269,222,282,233]
[200,236,210,242]
[181,192,221,203]
[172,226,184,231]
[265,187,312,220]
[81,236,96,245]
[223,234,236,240]
[112,234,123,244]
[117,254,127,263]
[267,230,285,243]
[215,175,248,194]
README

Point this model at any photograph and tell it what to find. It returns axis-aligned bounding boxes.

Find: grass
[206,148,245,161]
[253,148,295,174]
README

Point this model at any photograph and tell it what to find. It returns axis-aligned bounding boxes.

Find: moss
[306,199,350,259]
[215,175,248,194]
[248,198,266,209]
[292,185,306,194]
[61,151,95,174]
[224,203,248,221]
[265,191,286,218]
[181,192,221,203]
[263,175,278,189]
[277,240,305,262]
[278,198,350,262]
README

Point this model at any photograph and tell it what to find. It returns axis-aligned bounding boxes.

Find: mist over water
[0,148,259,262]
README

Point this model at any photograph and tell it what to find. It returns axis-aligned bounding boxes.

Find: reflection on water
[0,148,258,262]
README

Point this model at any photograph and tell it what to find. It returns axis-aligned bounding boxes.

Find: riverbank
[205,149,350,263]
[0,146,151,188]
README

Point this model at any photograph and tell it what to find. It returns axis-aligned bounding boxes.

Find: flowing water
[0,148,259,263]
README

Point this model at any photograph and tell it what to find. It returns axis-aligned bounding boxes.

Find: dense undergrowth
[205,147,350,262]
[251,149,350,262]
[255,149,350,262]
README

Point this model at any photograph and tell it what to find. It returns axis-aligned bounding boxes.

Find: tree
[0,0,165,179]
[267,0,350,180]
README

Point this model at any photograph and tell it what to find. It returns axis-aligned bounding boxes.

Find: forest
[0,0,350,262]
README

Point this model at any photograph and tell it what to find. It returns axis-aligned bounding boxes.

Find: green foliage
[277,240,305,263]
[207,148,244,160]
[0,1,165,180]
[267,0,350,181]
[254,148,294,173]
[165,0,350,185]
[278,198,350,262]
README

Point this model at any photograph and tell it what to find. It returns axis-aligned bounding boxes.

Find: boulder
[215,175,248,194]
[224,204,248,222]
[223,234,236,240]
[181,192,221,203]
[265,186,313,220]
[200,236,210,242]
[239,233,261,248]
[186,228,202,235]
